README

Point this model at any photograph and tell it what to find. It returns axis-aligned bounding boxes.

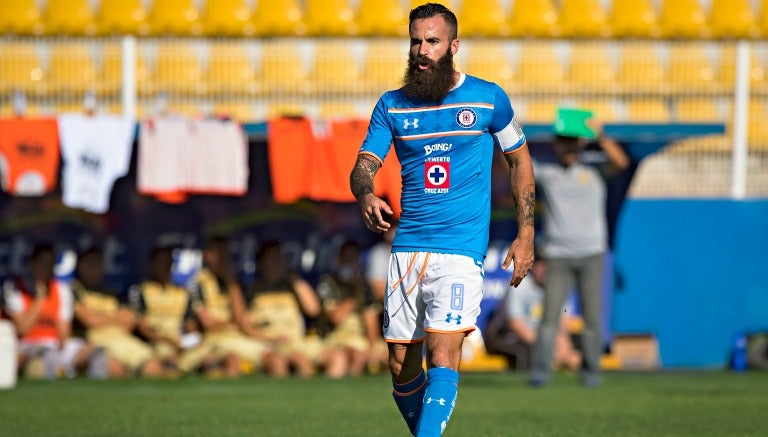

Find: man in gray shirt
[530,119,629,387]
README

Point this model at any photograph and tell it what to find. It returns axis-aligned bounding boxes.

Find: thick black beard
[402,50,456,103]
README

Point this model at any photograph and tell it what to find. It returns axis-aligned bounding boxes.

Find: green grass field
[1,371,766,436]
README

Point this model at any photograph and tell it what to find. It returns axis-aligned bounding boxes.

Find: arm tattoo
[513,185,536,228]
[350,154,381,201]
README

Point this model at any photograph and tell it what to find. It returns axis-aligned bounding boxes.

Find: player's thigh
[384,252,428,342]
[422,254,483,334]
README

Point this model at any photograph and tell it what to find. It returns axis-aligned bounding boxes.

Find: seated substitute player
[242,241,341,378]
[316,240,377,378]
[131,246,232,376]
[349,3,535,436]
[189,237,289,377]
[2,243,110,379]
[72,247,166,378]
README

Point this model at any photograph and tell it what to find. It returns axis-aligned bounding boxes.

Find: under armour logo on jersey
[403,118,419,129]
[426,397,447,406]
[445,313,462,325]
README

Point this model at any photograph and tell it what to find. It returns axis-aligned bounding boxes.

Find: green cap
[553,107,596,139]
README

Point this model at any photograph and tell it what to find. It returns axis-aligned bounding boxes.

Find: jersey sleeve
[359,95,394,162]
[490,86,526,154]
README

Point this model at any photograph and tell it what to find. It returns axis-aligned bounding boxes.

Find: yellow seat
[615,43,666,94]
[102,44,151,95]
[658,0,708,38]
[760,3,768,38]
[355,0,406,37]
[0,0,44,35]
[360,40,407,94]
[252,0,305,36]
[577,99,618,122]
[96,0,149,35]
[559,0,610,38]
[609,0,660,38]
[566,44,616,92]
[465,42,514,91]
[42,0,97,35]
[268,103,307,118]
[146,0,202,36]
[508,0,559,37]
[520,100,559,123]
[408,1,456,11]
[304,0,356,36]
[748,99,768,144]
[0,44,46,94]
[260,41,310,95]
[667,45,716,93]
[717,46,765,93]
[319,102,361,119]
[152,44,205,95]
[201,0,254,37]
[48,43,98,94]
[207,44,258,95]
[674,98,723,122]
[514,43,564,93]
[709,0,758,39]
[213,103,255,122]
[457,0,509,37]
[309,41,361,95]
[626,99,671,122]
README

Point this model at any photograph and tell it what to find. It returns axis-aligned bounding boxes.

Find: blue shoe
[581,374,601,388]
[528,377,548,388]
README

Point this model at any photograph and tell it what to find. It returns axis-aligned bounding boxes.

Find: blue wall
[612,199,768,368]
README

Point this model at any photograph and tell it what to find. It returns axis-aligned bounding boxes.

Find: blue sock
[415,367,460,437]
[392,369,427,436]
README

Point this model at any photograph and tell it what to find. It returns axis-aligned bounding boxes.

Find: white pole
[121,35,137,120]
[731,40,750,199]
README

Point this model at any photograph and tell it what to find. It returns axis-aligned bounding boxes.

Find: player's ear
[451,39,459,56]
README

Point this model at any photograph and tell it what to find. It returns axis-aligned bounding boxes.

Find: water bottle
[730,332,748,372]
[0,320,18,389]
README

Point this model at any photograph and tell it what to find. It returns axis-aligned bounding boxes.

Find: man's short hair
[409,2,458,40]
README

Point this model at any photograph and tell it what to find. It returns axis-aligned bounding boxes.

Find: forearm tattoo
[513,185,536,228]
[350,154,381,201]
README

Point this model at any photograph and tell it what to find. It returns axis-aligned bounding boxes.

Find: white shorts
[383,252,483,343]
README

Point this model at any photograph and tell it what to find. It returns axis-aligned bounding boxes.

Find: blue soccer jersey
[360,74,526,262]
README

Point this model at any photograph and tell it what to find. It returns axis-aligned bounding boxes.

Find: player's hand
[358,193,393,233]
[502,238,534,287]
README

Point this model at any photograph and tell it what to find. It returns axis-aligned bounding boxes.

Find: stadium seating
[465,42,515,91]
[360,40,406,93]
[674,98,723,122]
[577,99,619,121]
[520,100,559,123]
[457,0,510,37]
[615,43,665,94]
[709,0,758,39]
[508,0,559,38]
[355,0,406,37]
[207,43,258,95]
[260,41,310,95]
[214,102,255,122]
[96,0,149,36]
[146,0,202,36]
[100,44,153,96]
[304,0,356,36]
[718,45,766,93]
[658,0,708,38]
[514,43,564,93]
[319,102,361,119]
[252,0,305,36]
[626,98,671,122]
[566,44,616,93]
[0,0,44,35]
[559,0,610,38]
[0,43,46,95]
[42,0,97,36]
[608,0,660,38]
[748,99,768,143]
[761,3,768,38]
[48,43,98,94]
[309,41,361,95]
[667,45,717,93]
[152,43,205,95]
[200,0,255,37]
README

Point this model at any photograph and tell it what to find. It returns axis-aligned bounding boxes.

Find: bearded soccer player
[349,3,535,436]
